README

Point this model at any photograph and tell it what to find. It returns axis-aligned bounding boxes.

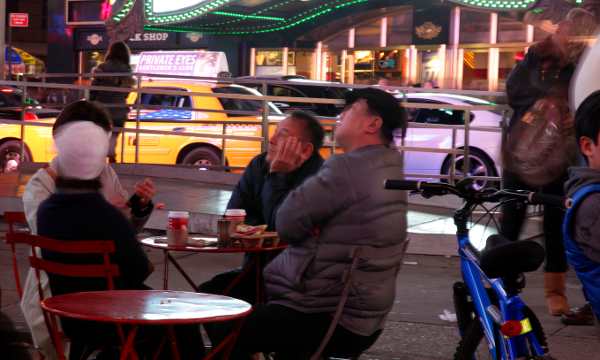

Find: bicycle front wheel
[453,305,549,360]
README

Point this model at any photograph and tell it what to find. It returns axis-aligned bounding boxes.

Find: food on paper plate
[235,224,268,236]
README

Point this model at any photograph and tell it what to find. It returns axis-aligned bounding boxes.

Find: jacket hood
[565,166,600,198]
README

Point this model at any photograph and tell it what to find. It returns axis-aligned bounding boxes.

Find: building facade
[47,0,581,90]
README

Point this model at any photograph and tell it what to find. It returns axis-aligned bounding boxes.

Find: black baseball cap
[345,88,406,141]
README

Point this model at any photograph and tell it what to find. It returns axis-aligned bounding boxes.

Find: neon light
[212,11,285,21]
[100,2,112,20]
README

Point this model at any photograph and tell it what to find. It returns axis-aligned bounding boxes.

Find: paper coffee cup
[167,211,190,246]
[225,209,245,232]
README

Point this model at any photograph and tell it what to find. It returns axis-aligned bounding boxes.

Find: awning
[4,45,45,75]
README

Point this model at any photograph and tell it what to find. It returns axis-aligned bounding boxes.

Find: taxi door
[122,87,197,164]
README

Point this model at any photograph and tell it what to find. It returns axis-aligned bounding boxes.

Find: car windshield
[0,88,38,107]
[213,86,282,116]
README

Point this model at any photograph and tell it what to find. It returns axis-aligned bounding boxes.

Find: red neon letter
[100,2,112,20]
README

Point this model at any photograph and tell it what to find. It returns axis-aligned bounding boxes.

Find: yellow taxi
[0,81,335,172]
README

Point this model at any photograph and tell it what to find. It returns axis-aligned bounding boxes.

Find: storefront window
[497,50,522,92]
[376,50,402,86]
[355,19,381,48]
[497,16,527,43]
[387,12,413,46]
[353,51,375,84]
[462,50,489,90]
[81,51,106,74]
[420,50,439,87]
[295,51,314,79]
[255,50,297,76]
[460,10,490,44]
[325,52,342,82]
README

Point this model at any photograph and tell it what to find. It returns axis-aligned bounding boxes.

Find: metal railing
[0,72,510,187]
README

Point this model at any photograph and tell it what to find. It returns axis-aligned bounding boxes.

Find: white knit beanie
[54,121,111,180]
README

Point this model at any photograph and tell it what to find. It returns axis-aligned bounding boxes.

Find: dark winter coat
[265,145,408,337]
[89,60,135,125]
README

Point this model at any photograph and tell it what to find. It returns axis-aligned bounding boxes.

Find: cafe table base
[142,236,288,305]
[41,291,252,360]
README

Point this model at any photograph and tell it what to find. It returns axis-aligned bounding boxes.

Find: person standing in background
[90,41,135,163]
[502,8,599,318]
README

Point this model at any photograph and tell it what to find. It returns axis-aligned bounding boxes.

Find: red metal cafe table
[141,235,289,304]
[41,290,252,360]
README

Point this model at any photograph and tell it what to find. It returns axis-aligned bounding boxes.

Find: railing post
[19,75,27,163]
[135,74,142,164]
[330,126,336,155]
[261,82,270,153]
[451,129,457,185]
[463,110,471,179]
[401,91,407,170]
[500,109,509,190]
[221,123,227,168]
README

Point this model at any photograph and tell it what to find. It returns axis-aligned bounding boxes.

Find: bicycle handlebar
[383,179,573,209]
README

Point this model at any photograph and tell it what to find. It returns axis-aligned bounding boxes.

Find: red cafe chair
[6,232,154,360]
[4,211,29,300]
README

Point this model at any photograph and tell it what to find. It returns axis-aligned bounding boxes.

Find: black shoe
[561,303,594,325]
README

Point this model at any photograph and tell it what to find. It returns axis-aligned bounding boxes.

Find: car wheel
[181,147,222,170]
[0,140,30,173]
[442,149,497,190]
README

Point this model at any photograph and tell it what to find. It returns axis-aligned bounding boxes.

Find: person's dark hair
[105,41,131,65]
[55,176,102,190]
[574,90,600,160]
[289,111,325,154]
[52,100,112,136]
[345,88,406,142]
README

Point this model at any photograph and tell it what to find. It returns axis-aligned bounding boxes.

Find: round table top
[141,235,289,253]
[41,290,253,325]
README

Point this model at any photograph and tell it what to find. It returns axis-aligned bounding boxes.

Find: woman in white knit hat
[20,101,164,360]
[32,101,204,360]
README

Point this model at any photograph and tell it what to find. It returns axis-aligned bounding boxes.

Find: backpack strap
[43,164,57,182]
[563,184,600,320]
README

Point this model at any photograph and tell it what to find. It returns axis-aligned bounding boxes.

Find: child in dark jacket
[564,90,600,339]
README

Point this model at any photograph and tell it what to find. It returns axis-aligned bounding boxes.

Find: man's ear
[580,136,595,157]
[300,142,314,160]
[364,116,383,135]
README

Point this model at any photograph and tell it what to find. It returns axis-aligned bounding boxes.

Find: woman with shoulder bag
[502,8,599,316]
[90,41,135,163]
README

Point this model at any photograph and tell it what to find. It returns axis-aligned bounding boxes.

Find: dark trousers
[64,319,205,360]
[500,170,568,273]
[211,304,381,360]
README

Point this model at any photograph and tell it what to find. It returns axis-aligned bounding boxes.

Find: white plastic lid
[168,211,190,218]
[225,209,246,216]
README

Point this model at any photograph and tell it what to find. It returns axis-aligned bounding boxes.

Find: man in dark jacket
[198,111,325,304]
[211,88,408,359]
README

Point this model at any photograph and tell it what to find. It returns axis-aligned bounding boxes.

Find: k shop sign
[10,14,29,27]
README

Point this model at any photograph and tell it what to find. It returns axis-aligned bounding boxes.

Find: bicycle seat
[479,235,545,279]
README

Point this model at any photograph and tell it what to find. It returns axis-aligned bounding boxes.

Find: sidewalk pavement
[1,238,597,360]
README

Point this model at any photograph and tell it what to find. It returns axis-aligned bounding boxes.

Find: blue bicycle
[384,178,572,360]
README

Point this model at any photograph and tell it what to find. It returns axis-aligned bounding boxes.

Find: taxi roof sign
[137,51,229,78]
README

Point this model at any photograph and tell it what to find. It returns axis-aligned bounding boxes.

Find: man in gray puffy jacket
[212,88,408,359]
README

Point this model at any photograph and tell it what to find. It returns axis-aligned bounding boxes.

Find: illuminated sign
[137,51,228,77]
[100,2,112,19]
[66,0,113,25]
[152,0,212,14]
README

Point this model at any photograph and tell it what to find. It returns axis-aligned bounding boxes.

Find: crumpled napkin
[439,309,457,322]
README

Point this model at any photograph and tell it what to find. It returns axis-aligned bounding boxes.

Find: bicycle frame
[457,224,545,360]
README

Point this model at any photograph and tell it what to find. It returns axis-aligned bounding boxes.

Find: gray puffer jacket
[264,144,408,336]
[90,60,135,125]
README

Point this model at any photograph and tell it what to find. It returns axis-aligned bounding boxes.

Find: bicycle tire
[453,305,548,360]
